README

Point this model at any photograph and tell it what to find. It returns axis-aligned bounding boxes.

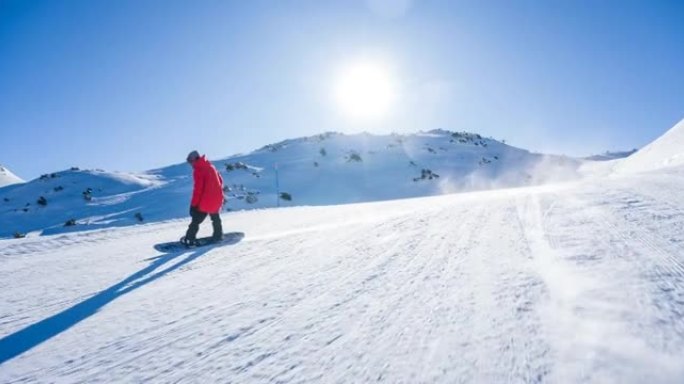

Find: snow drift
[615,117,684,174]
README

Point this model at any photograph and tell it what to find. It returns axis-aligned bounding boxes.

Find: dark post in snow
[275,162,280,208]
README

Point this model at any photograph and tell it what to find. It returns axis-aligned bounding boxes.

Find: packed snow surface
[1,164,683,383]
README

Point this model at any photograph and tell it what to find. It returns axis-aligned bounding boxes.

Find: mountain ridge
[0,129,581,238]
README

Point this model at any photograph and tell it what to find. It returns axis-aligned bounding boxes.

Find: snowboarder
[181,150,224,246]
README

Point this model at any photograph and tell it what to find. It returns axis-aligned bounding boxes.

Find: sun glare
[333,61,396,121]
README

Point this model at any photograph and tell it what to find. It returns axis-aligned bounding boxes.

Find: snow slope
[615,117,684,173]
[0,165,23,188]
[0,169,167,238]
[0,130,580,239]
[1,165,683,383]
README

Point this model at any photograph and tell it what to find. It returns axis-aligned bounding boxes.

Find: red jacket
[191,156,224,214]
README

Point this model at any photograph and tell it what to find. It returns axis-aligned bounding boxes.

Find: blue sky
[1,0,683,179]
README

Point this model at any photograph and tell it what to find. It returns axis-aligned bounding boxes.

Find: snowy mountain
[615,117,684,173]
[0,130,581,239]
[0,165,23,188]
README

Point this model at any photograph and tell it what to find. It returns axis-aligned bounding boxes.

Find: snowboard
[154,232,245,253]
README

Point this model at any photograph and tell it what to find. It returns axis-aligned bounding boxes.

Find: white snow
[0,169,166,238]
[615,117,684,174]
[0,165,23,188]
[1,165,683,382]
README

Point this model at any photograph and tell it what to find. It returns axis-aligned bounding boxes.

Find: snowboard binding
[179,236,199,248]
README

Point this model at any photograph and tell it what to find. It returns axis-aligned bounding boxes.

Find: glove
[189,206,199,216]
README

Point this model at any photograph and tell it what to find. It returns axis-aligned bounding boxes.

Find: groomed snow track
[1,168,684,383]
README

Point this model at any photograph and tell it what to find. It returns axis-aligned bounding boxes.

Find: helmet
[186,150,200,163]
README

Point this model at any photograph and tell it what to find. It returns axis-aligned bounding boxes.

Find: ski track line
[450,200,550,384]
[575,186,684,285]
[574,189,684,352]
[527,187,684,383]
[515,191,626,383]
[609,186,684,254]
[625,174,684,209]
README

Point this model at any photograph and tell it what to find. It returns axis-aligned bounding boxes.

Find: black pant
[186,209,222,240]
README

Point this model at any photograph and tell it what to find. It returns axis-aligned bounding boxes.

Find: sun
[333,60,396,121]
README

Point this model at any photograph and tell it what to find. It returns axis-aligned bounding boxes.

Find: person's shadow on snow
[0,246,215,365]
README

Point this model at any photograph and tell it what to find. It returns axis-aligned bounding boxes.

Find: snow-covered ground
[2,119,684,382]
[615,118,684,174]
[1,163,683,382]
